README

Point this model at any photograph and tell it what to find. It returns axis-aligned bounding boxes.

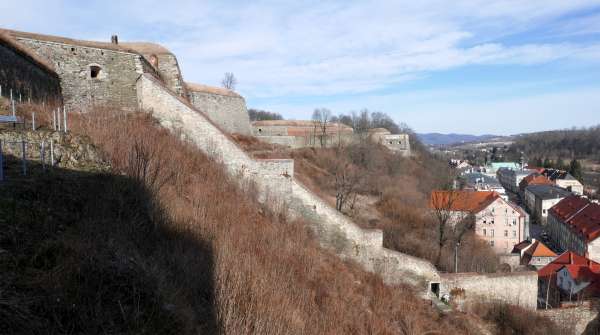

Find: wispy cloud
[1,1,600,132]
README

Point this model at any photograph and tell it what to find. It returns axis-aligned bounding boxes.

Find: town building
[512,239,557,269]
[538,251,600,307]
[547,196,600,263]
[430,190,528,254]
[543,168,584,195]
[460,172,506,198]
[496,167,535,194]
[518,173,553,197]
[483,162,521,176]
[523,185,572,225]
[450,159,472,170]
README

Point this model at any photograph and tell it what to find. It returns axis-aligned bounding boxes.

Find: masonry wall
[188,90,251,135]
[538,304,599,335]
[137,73,539,306]
[440,271,538,310]
[0,39,61,102]
[15,37,148,112]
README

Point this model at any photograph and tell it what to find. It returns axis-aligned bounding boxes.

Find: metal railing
[0,138,56,181]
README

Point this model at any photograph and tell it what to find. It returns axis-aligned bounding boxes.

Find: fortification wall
[255,135,297,147]
[136,74,291,205]
[154,54,186,98]
[440,272,538,310]
[0,37,61,102]
[136,73,537,305]
[188,90,251,135]
[15,37,148,111]
[538,304,599,335]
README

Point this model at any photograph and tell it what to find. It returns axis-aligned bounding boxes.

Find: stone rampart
[136,73,538,305]
[187,84,251,135]
[538,303,599,335]
[440,271,538,310]
[137,73,439,290]
[14,37,151,112]
[0,34,61,103]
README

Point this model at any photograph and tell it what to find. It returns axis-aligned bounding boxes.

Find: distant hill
[417,133,500,146]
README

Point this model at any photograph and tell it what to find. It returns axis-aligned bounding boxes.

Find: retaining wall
[188,88,251,135]
[137,73,440,289]
[14,37,151,112]
[136,73,539,304]
[538,304,599,335]
[0,35,61,103]
[440,271,538,310]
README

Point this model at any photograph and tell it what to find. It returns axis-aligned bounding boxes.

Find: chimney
[111,35,119,45]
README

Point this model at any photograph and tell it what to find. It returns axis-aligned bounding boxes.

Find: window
[504,230,508,237]
[490,240,495,246]
[90,65,102,79]
[543,209,547,214]
[513,219,517,225]
[513,231,516,237]
[491,229,494,237]
[483,229,486,236]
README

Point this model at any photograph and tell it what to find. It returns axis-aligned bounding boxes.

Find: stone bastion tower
[0,28,251,135]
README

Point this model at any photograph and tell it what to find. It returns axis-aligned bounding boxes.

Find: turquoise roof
[488,162,520,171]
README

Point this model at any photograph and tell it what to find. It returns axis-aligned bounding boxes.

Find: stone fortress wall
[440,272,538,310]
[369,129,411,156]
[0,32,61,103]
[7,30,157,112]
[3,27,538,311]
[187,83,252,135]
[136,73,537,309]
[252,121,411,155]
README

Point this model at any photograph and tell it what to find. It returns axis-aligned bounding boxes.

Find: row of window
[482,229,517,238]
[482,218,518,225]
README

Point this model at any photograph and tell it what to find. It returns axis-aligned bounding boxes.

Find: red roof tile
[524,240,557,258]
[549,196,600,243]
[519,173,553,192]
[429,190,500,214]
[538,251,600,278]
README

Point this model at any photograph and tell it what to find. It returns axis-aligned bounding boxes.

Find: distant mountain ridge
[417,133,501,145]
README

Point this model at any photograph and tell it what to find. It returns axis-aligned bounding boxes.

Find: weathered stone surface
[0,129,108,171]
[136,73,539,306]
[187,87,252,135]
[538,303,600,335]
[14,37,152,112]
[0,37,61,103]
[440,271,538,310]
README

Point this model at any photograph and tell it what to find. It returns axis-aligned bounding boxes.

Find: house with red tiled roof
[430,190,528,254]
[518,173,552,195]
[538,251,600,307]
[547,196,600,263]
[517,239,557,269]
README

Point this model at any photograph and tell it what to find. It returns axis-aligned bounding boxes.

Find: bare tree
[221,72,237,90]
[429,190,468,267]
[333,149,362,212]
[312,108,332,148]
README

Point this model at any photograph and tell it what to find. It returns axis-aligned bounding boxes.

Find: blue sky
[2,0,600,135]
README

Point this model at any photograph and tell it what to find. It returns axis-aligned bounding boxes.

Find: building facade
[547,196,600,263]
[430,190,528,254]
[523,185,572,225]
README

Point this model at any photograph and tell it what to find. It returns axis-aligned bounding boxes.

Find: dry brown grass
[64,108,474,334]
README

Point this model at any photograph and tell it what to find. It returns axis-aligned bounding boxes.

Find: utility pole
[454,242,460,273]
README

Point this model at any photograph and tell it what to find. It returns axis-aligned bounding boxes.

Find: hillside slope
[1,109,479,334]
